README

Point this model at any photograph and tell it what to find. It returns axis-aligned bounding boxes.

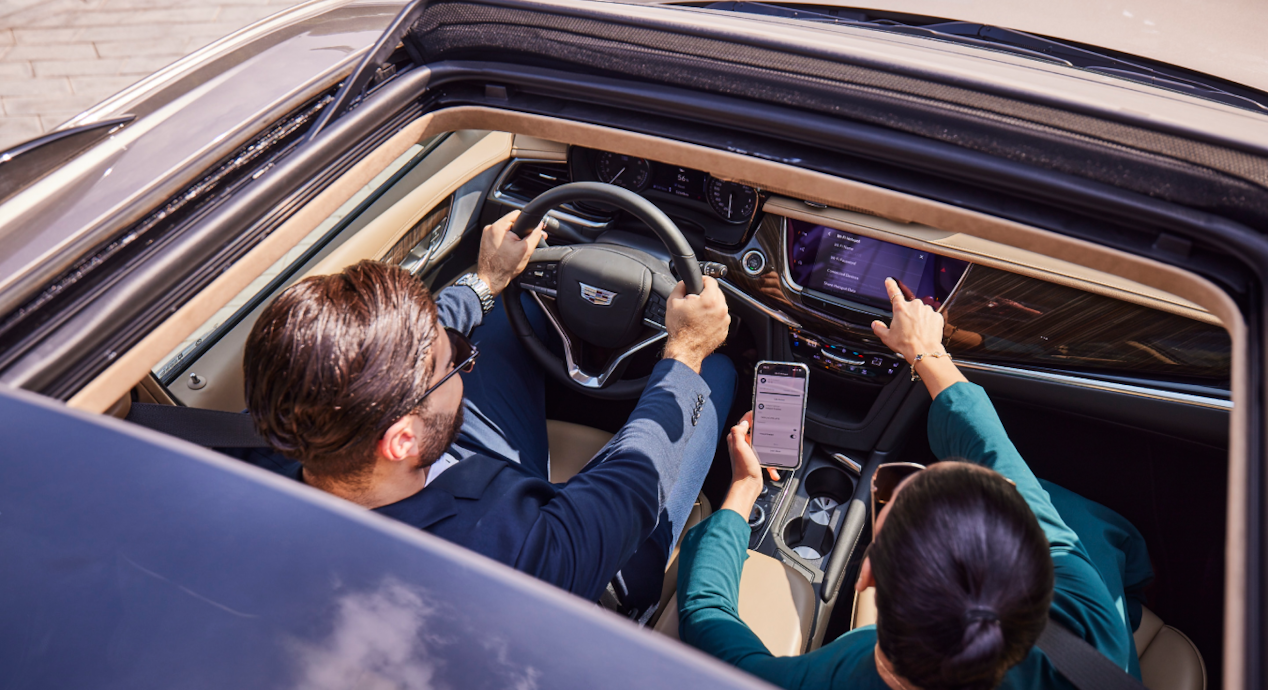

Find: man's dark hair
[871,463,1054,690]
[243,260,440,481]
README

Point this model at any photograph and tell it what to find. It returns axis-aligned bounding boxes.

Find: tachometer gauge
[707,178,757,223]
[595,152,651,191]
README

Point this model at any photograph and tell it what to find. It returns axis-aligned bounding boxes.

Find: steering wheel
[504,182,704,399]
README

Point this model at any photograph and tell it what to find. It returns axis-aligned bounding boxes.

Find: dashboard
[491,145,1232,397]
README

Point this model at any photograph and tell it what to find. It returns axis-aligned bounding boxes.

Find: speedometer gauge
[595,152,651,191]
[707,178,757,223]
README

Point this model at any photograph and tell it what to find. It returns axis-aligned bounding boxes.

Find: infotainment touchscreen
[786,219,969,312]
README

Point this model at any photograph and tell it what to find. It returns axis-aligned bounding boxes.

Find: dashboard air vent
[500,161,570,202]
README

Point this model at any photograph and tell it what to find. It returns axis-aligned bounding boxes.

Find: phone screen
[751,362,810,469]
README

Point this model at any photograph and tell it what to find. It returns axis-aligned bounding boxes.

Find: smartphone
[750,361,810,470]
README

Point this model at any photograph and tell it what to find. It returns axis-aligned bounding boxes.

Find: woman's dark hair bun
[965,608,999,623]
[870,463,1054,690]
[944,607,1006,684]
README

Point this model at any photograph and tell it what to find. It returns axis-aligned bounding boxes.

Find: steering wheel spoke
[528,292,667,389]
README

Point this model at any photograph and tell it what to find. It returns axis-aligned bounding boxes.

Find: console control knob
[748,503,767,529]
[741,249,766,276]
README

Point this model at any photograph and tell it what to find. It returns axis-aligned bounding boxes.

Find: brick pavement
[0,0,302,151]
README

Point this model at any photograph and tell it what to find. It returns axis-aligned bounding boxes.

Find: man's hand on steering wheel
[663,276,730,374]
[478,210,547,297]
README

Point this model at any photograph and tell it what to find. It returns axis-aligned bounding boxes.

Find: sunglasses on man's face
[870,462,926,532]
[417,328,479,405]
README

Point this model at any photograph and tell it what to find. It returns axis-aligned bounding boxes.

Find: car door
[152,129,513,412]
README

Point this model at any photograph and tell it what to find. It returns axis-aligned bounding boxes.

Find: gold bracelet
[910,352,952,382]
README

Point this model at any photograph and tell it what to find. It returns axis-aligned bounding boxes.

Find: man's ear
[376,415,418,463]
[855,555,875,592]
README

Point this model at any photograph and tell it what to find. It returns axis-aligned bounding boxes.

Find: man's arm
[512,277,731,600]
[432,210,545,335]
[434,286,484,335]
[516,357,713,600]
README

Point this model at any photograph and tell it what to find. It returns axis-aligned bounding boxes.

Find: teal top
[677,382,1153,690]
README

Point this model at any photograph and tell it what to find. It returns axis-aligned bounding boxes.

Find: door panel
[163,130,512,412]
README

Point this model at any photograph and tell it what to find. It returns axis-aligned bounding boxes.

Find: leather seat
[654,549,817,656]
[1133,605,1207,690]
[850,588,1206,690]
[547,419,616,483]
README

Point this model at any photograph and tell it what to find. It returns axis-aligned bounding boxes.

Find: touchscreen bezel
[779,216,971,317]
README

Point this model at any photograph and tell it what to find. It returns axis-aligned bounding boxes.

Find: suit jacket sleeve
[434,284,484,336]
[512,357,713,602]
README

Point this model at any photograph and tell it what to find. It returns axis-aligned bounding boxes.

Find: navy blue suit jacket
[258,286,715,603]
[383,285,713,602]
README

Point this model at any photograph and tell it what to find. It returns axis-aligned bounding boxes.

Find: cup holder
[804,467,854,504]
[783,518,835,561]
[782,466,854,562]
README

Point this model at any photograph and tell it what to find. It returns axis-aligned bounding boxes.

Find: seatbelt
[1036,618,1149,690]
[125,402,266,448]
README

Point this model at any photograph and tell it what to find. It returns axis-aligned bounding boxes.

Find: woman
[677,278,1152,690]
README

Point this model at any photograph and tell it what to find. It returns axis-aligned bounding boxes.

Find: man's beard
[414,402,464,471]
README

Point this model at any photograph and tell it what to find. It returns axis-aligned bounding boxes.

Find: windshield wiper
[700,2,1268,113]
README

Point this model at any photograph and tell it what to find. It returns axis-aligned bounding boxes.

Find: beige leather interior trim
[105,393,131,420]
[1225,325,1248,690]
[304,131,512,278]
[546,419,613,483]
[511,134,568,162]
[136,372,177,406]
[766,198,1214,324]
[1136,606,1208,690]
[404,108,1236,330]
[656,549,816,657]
[850,586,877,630]
[66,116,435,413]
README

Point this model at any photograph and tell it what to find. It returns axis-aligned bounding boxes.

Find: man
[242,211,735,619]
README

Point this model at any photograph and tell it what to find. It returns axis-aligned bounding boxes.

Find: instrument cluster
[569,147,761,245]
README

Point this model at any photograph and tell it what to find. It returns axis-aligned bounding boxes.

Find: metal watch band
[456,273,495,315]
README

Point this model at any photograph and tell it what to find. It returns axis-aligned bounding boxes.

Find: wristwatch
[455,272,495,315]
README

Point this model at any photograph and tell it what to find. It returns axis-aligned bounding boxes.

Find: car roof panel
[0,384,765,689]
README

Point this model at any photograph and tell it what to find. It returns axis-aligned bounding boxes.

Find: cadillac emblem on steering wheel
[579,282,617,306]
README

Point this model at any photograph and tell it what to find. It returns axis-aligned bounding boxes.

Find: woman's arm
[872,280,1132,665]
[677,415,823,689]
[870,277,967,399]
[869,277,1078,548]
